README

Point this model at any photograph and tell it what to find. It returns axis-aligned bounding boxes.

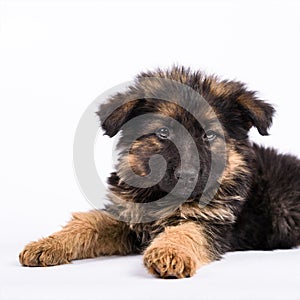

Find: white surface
[1,0,300,299]
[1,247,300,300]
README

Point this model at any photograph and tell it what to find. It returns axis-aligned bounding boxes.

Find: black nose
[174,168,198,183]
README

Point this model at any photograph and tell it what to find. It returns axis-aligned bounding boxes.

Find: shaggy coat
[19,67,300,279]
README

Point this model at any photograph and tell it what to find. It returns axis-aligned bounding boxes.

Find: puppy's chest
[129,202,236,245]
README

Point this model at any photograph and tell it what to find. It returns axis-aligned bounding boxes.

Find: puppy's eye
[156,127,170,139]
[204,130,217,141]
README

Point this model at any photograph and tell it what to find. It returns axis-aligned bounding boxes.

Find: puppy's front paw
[143,246,196,279]
[19,238,70,267]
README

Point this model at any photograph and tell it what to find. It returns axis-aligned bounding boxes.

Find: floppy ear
[209,78,275,136]
[235,91,275,135]
[97,92,139,137]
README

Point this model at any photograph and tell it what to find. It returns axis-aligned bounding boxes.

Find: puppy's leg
[143,222,214,278]
[19,210,136,267]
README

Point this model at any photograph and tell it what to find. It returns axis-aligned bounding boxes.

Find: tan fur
[156,101,181,119]
[180,202,236,223]
[221,144,250,184]
[19,210,134,266]
[143,222,213,278]
[209,79,231,97]
[237,94,264,120]
[127,154,147,177]
[208,77,239,98]
[118,137,163,178]
[131,136,162,152]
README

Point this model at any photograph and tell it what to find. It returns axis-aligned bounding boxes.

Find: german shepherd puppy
[19,67,300,279]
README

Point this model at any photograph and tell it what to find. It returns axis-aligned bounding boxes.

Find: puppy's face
[118,108,217,199]
[98,68,274,202]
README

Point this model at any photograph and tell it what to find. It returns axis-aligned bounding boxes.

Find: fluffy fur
[19,66,300,278]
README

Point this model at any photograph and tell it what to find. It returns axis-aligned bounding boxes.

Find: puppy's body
[106,142,300,256]
[19,67,300,278]
[232,144,300,251]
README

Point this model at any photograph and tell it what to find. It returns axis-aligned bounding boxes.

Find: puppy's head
[97,67,275,201]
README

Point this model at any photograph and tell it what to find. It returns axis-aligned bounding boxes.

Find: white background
[1,1,300,299]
